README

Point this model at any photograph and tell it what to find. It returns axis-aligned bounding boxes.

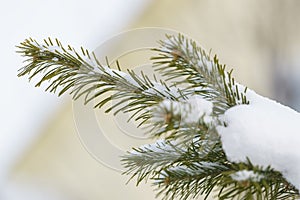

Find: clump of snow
[35,42,46,52]
[83,56,98,68]
[88,65,140,88]
[168,162,223,175]
[97,65,122,77]
[230,170,263,182]
[152,96,213,124]
[143,83,181,99]
[198,56,213,72]
[217,88,300,190]
[52,57,59,62]
[184,96,213,124]
[162,36,177,51]
[104,67,140,88]
[47,46,65,54]
[162,36,214,74]
[130,139,179,156]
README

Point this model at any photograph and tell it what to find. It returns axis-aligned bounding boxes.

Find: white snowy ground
[0,0,150,199]
[218,88,300,190]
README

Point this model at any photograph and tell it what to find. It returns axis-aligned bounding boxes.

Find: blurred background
[1,0,300,199]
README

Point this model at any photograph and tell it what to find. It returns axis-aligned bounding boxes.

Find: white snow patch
[46,45,79,59]
[218,88,300,190]
[168,162,225,175]
[40,45,141,89]
[231,170,263,182]
[143,83,181,99]
[153,96,213,124]
[52,57,59,62]
[162,36,214,72]
[131,139,178,155]
[162,36,177,51]
[35,42,46,52]
[184,96,213,124]
[104,66,140,87]
[47,46,65,54]
[199,56,213,71]
[91,65,140,87]
[162,36,193,57]
[83,56,98,68]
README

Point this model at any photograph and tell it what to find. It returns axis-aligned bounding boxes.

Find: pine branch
[121,34,299,199]
[17,38,185,125]
[123,140,239,200]
[17,35,300,200]
[154,161,229,200]
[149,97,216,140]
[217,161,299,200]
[122,140,185,185]
[152,34,249,115]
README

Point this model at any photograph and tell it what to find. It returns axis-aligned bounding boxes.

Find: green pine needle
[17,34,299,200]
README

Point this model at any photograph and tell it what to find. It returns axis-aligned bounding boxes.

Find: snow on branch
[17,34,300,200]
[218,88,300,190]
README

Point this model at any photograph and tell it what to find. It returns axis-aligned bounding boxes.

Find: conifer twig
[17,35,299,200]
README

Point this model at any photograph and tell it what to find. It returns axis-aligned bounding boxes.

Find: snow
[183,96,213,124]
[143,83,181,98]
[161,36,177,52]
[130,139,179,155]
[47,46,65,54]
[168,165,196,174]
[38,43,143,89]
[217,88,300,189]
[152,96,213,124]
[83,57,98,68]
[199,56,213,72]
[34,42,46,52]
[165,162,225,178]
[98,66,140,87]
[230,170,263,182]
[162,36,213,72]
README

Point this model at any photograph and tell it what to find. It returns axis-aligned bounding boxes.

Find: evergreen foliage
[17,34,299,199]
